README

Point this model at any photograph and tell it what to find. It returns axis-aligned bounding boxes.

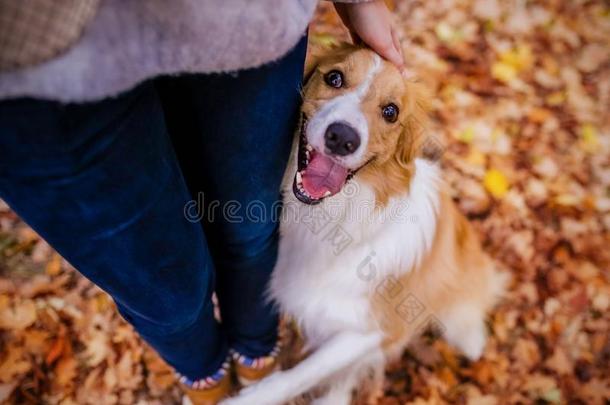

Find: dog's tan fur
[373,189,505,350]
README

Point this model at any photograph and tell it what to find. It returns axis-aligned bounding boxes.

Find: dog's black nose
[324,122,360,156]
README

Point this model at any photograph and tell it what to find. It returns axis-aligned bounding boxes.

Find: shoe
[232,345,281,387]
[181,374,231,405]
[179,360,232,405]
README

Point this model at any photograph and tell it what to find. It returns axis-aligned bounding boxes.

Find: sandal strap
[230,339,281,370]
[176,356,231,390]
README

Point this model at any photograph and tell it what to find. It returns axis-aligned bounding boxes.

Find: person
[0,0,403,403]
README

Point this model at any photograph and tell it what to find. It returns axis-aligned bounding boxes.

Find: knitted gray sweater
[0,0,359,102]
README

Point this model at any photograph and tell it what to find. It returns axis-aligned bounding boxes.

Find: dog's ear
[303,48,321,85]
[303,41,332,86]
[304,41,360,86]
[394,80,438,168]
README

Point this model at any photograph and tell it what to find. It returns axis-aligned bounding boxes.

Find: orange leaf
[45,329,67,366]
[54,355,77,388]
[45,253,62,276]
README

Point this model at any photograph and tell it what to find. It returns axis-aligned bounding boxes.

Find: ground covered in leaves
[1,0,609,404]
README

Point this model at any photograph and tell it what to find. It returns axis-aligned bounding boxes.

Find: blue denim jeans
[0,36,307,379]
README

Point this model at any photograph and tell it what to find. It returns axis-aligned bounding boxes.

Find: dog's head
[293,44,431,205]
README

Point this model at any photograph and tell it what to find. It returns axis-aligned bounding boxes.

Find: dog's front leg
[221,331,383,405]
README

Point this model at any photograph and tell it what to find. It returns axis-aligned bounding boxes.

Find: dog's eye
[382,103,399,123]
[324,70,344,88]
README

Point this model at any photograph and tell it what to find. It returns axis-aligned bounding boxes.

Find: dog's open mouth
[293,118,352,205]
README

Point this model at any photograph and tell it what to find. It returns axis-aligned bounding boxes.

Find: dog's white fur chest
[270,159,441,349]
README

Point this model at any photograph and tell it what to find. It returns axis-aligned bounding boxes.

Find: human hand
[334,0,405,70]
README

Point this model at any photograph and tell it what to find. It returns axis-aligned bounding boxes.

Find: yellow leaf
[459,126,475,143]
[542,388,562,404]
[491,127,504,141]
[546,91,565,106]
[94,293,112,312]
[580,124,598,151]
[555,194,581,207]
[483,169,509,198]
[493,44,533,84]
[440,84,460,101]
[435,22,464,43]
[491,62,517,83]
[499,44,533,72]
[435,22,454,42]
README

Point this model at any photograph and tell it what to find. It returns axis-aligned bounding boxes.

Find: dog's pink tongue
[302,152,349,199]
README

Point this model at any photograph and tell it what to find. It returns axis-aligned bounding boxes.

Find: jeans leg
[0,83,227,379]
[157,35,307,357]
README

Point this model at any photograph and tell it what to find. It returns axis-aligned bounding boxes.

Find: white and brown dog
[223,45,508,405]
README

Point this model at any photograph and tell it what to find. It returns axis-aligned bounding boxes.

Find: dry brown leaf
[83,329,110,367]
[512,338,540,370]
[22,329,51,356]
[0,381,18,402]
[0,346,31,382]
[0,298,37,330]
[578,378,610,404]
[458,177,491,215]
[116,351,142,390]
[544,347,572,375]
[54,354,78,388]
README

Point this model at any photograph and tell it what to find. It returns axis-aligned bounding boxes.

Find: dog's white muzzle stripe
[305,54,382,169]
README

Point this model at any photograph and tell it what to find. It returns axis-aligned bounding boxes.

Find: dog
[222,44,508,405]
